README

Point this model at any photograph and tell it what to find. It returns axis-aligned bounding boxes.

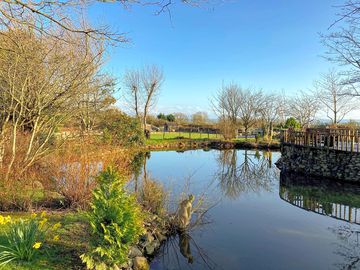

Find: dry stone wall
[277,143,360,182]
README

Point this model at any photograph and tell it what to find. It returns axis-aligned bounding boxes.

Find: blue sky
[89,0,340,116]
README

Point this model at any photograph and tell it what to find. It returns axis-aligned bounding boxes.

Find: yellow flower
[0,215,4,225]
[31,213,37,218]
[53,235,60,241]
[52,222,61,230]
[33,242,41,249]
[39,218,48,228]
[4,216,11,224]
[40,211,47,218]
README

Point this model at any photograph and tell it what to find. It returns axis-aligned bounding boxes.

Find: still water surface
[138,149,360,270]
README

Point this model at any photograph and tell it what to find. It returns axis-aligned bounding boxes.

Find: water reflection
[330,225,360,269]
[138,150,360,269]
[154,232,217,270]
[279,173,360,268]
[179,233,193,264]
[130,151,150,192]
[216,150,277,199]
[279,172,360,224]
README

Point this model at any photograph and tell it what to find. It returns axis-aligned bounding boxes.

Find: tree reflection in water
[130,151,151,192]
[330,225,360,270]
[216,149,278,199]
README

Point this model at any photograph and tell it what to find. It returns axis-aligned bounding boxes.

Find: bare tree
[238,88,264,138]
[0,28,105,179]
[191,112,209,125]
[322,1,360,92]
[77,74,116,131]
[124,65,164,129]
[314,69,358,125]
[211,83,264,139]
[124,69,142,119]
[211,83,241,127]
[287,91,318,128]
[0,0,201,44]
[211,82,242,138]
[260,94,282,142]
[141,65,164,128]
[174,112,189,125]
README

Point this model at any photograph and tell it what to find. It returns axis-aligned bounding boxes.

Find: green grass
[232,137,257,143]
[0,212,89,270]
[149,132,222,140]
[146,132,223,146]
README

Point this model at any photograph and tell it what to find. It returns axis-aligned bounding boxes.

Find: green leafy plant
[284,117,301,129]
[0,212,61,266]
[81,167,144,270]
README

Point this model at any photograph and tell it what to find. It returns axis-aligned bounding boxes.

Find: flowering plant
[0,212,61,265]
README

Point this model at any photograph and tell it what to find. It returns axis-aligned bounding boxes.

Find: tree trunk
[0,135,4,169]
[269,122,273,143]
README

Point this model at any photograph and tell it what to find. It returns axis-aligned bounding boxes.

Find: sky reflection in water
[134,149,360,270]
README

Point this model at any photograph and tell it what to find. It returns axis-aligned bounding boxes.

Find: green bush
[81,167,144,270]
[101,113,144,147]
[284,117,301,129]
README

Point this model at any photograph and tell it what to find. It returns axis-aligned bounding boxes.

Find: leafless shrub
[137,177,170,217]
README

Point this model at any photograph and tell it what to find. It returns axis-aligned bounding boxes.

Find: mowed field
[149,132,222,140]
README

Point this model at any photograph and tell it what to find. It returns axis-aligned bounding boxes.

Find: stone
[129,246,143,258]
[155,231,167,242]
[145,232,155,243]
[113,264,121,270]
[133,257,149,270]
[145,244,155,255]
[278,144,360,182]
[139,232,154,247]
[145,240,160,255]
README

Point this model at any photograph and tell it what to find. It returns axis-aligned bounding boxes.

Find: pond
[135,149,360,270]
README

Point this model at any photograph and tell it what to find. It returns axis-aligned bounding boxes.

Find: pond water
[135,149,360,270]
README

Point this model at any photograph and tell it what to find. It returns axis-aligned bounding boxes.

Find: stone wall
[277,143,360,182]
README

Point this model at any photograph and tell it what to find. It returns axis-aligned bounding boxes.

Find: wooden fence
[283,128,360,152]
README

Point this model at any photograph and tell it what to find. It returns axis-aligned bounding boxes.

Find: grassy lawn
[232,137,256,143]
[146,132,223,146]
[149,132,222,140]
[0,212,89,270]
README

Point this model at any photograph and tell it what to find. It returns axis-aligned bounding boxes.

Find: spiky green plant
[81,167,144,270]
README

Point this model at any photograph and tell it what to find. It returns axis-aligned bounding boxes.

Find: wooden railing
[283,128,360,152]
